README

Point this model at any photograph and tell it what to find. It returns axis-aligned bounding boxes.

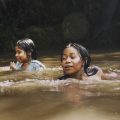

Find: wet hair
[61,42,98,76]
[16,38,37,59]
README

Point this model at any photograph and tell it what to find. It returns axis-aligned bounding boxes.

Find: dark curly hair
[16,38,37,59]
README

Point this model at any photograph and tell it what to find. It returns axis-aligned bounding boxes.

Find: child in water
[59,42,119,80]
[10,38,46,71]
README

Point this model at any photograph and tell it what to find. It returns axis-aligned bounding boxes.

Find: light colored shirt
[16,60,46,71]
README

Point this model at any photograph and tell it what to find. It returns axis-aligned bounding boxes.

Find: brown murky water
[0,51,120,120]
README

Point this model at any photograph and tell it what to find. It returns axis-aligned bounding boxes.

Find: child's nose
[15,53,18,57]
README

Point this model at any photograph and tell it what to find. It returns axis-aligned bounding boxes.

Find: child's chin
[17,60,22,63]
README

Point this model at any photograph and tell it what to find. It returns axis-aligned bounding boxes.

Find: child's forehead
[15,46,24,51]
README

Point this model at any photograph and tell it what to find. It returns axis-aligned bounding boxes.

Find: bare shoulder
[93,65,103,75]
[83,65,103,80]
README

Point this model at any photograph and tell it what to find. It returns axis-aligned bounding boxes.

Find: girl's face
[15,46,30,63]
[61,47,84,76]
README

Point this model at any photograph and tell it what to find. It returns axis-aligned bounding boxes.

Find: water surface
[0,50,120,120]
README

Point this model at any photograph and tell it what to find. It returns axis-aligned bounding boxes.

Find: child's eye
[16,51,21,54]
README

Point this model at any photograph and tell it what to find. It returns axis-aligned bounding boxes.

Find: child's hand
[10,62,17,70]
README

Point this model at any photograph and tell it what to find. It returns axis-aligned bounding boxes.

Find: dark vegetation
[0,0,120,52]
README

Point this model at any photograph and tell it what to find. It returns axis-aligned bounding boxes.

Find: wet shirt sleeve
[28,60,46,71]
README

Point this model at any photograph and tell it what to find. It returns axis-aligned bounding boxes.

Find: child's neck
[22,59,31,70]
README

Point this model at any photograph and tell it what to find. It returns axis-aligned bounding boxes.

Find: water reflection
[0,91,120,120]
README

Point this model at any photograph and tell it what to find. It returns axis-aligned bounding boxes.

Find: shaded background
[0,0,120,52]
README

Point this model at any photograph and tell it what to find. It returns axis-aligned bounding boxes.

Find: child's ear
[81,58,85,64]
